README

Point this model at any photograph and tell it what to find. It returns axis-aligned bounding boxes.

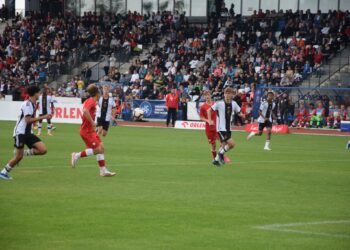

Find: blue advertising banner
[133,100,182,120]
[252,87,263,119]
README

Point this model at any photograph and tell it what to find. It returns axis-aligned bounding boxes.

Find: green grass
[0,121,350,250]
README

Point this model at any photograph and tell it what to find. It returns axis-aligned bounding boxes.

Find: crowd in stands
[1,4,350,128]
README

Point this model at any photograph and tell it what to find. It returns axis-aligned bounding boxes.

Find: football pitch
[0,121,349,250]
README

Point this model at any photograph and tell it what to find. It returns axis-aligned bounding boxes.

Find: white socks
[247,132,256,140]
[1,164,12,174]
[264,140,270,148]
[219,145,230,154]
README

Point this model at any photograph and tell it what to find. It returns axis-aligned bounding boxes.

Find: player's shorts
[205,129,218,144]
[13,134,41,149]
[259,121,273,132]
[80,131,101,149]
[218,131,232,142]
[97,118,110,131]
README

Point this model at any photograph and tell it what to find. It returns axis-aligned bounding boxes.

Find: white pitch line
[254,220,350,239]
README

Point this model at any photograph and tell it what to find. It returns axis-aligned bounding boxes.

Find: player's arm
[25,114,51,124]
[83,107,95,127]
[111,107,117,121]
[207,108,215,125]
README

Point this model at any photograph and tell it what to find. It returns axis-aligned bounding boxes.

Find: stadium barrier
[132,100,183,120]
[0,101,83,124]
[174,121,206,130]
[245,124,289,134]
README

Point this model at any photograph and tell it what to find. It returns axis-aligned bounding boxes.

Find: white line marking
[255,220,350,239]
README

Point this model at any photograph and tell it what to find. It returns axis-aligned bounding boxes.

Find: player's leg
[171,108,177,127]
[247,123,263,140]
[102,121,109,137]
[37,118,43,136]
[166,109,171,127]
[264,127,272,151]
[97,126,103,137]
[47,118,53,135]
[71,133,95,167]
[22,135,46,156]
[0,136,25,180]
[215,132,234,164]
[93,142,116,177]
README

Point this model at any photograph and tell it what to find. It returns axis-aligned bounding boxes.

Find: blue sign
[252,87,263,119]
[133,100,182,120]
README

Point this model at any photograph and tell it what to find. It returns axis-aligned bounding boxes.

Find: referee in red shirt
[165,87,179,127]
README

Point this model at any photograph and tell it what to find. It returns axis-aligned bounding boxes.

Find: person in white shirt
[130,70,140,83]
[0,86,51,180]
[247,92,276,150]
[207,87,245,166]
[96,85,117,137]
[37,88,55,136]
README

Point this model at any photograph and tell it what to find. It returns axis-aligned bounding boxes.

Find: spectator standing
[166,87,179,127]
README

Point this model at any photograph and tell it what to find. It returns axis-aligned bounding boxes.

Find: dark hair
[27,86,40,97]
[86,84,99,97]
[267,91,274,96]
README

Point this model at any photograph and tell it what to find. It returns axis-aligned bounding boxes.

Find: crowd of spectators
[1,5,350,127]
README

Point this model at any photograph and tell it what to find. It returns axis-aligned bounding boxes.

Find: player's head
[224,87,235,102]
[267,91,274,102]
[202,90,212,102]
[309,103,315,108]
[27,86,40,100]
[86,84,100,99]
[102,84,110,95]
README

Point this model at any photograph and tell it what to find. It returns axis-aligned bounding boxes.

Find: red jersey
[166,93,179,109]
[296,108,309,119]
[81,97,97,134]
[200,102,217,131]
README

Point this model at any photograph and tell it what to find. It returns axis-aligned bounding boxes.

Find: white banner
[175,120,205,130]
[0,101,83,124]
[187,102,200,121]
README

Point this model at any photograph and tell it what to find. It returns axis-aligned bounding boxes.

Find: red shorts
[205,129,218,145]
[80,131,101,149]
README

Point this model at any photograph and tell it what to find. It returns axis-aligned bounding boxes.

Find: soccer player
[199,90,230,163]
[71,84,116,177]
[37,88,55,136]
[246,91,276,151]
[207,87,244,166]
[0,86,51,180]
[96,84,117,137]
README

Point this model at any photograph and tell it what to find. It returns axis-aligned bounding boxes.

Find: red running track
[117,121,350,137]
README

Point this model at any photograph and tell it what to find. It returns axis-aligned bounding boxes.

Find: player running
[37,88,55,136]
[199,90,231,163]
[96,84,117,137]
[246,91,276,150]
[207,88,244,166]
[0,86,51,180]
[71,84,116,177]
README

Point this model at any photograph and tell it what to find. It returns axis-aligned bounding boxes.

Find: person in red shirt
[71,84,116,177]
[165,87,179,127]
[292,101,309,128]
[199,91,231,163]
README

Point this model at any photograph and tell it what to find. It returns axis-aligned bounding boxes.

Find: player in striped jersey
[96,84,117,137]
[37,88,55,136]
[247,92,276,150]
[207,88,245,166]
[0,86,51,180]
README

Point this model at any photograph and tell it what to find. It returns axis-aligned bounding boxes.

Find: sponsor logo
[181,121,189,128]
[140,101,153,117]
[53,107,83,119]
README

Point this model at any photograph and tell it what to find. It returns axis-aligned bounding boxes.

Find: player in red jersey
[199,90,230,163]
[70,84,116,177]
